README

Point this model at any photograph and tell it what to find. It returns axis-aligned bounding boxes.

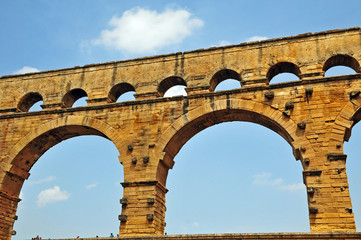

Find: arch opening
[28,101,44,112]
[17,92,43,112]
[157,108,297,192]
[62,89,88,108]
[267,62,301,84]
[210,69,241,92]
[269,73,300,84]
[344,123,361,231]
[324,66,357,77]
[158,77,187,97]
[214,79,242,91]
[162,109,294,166]
[343,108,361,231]
[12,136,123,239]
[323,54,360,75]
[164,121,308,234]
[4,125,123,239]
[108,83,136,102]
[164,85,187,97]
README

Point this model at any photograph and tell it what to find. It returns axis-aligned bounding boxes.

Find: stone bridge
[1,27,361,240]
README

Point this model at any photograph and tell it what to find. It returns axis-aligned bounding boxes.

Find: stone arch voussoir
[333,97,361,143]
[5,116,126,172]
[153,98,309,186]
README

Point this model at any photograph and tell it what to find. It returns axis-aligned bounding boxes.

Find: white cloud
[86,183,99,190]
[13,66,40,75]
[253,172,283,186]
[192,222,200,227]
[28,176,56,186]
[246,36,269,42]
[93,7,204,54]
[281,183,304,191]
[37,186,70,208]
[253,172,303,191]
[164,85,187,97]
[219,40,231,46]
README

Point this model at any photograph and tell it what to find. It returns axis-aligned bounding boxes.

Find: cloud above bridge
[13,66,40,75]
[93,7,204,54]
[253,172,303,191]
[85,182,99,190]
[246,36,269,42]
[37,186,71,208]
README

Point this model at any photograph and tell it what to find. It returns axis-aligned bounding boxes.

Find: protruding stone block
[283,110,291,117]
[264,90,274,99]
[305,86,313,95]
[147,214,154,221]
[118,215,127,222]
[309,207,318,214]
[120,198,128,205]
[327,153,347,161]
[147,198,155,204]
[285,101,294,109]
[143,156,150,164]
[307,187,315,194]
[297,121,307,129]
[350,91,360,100]
[303,170,322,177]
[127,145,134,152]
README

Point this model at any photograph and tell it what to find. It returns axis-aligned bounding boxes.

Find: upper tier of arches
[9,53,361,113]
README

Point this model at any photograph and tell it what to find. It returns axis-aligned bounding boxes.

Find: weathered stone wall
[1,27,361,239]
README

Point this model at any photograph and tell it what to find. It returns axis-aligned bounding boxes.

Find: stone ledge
[52,232,361,240]
[1,74,361,120]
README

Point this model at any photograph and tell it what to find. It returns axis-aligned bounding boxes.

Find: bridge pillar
[304,153,356,232]
[0,192,19,240]
[119,181,166,236]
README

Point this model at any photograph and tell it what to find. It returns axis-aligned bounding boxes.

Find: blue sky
[1,0,361,239]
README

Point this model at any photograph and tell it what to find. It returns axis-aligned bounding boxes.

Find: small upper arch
[158,76,187,97]
[209,69,241,92]
[108,82,136,102]
[323,54,360,75]
[17,92,43,112]
[267,62,302,83]
[62,88,88,108]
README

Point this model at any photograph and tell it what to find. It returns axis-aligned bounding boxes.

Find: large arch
[154,98,305,187]
[150,98,309,234]
[5,116,124,167]
[0,116,125,237]
[164,121,308,233]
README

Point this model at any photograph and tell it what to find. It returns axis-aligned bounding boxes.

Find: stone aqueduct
[1,27,361,239]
